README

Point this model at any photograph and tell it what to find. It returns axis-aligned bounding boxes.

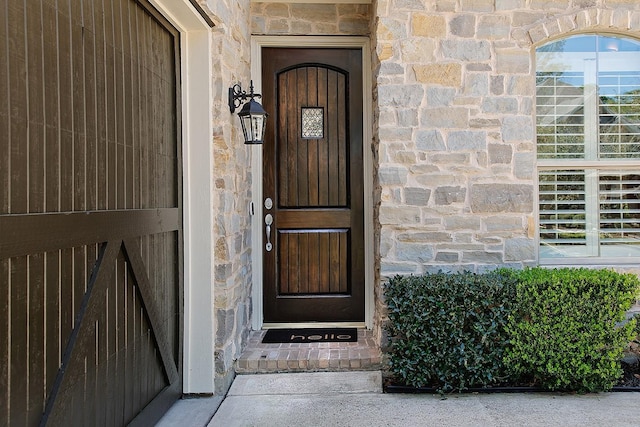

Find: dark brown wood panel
[0,2,8,215]
[277,67,348,209]
[0,208,180,259]
[277,230,349,295]
[0,259,8,424]
[263,48,364,323]
[0,1,182,425]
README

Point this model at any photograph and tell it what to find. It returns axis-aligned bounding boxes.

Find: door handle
[265,214,273,252]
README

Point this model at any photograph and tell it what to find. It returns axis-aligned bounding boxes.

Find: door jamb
[250,36,374,330]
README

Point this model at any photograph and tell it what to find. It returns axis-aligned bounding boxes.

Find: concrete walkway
[159,371,640,427]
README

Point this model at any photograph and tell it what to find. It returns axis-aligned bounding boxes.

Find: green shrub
[384,270,518,392]
[503,267,639,392]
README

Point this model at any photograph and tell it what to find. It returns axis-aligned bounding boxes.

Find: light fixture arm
[229,80,262,113]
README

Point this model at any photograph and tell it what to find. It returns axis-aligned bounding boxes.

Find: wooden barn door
[0,1,182,425]
[261,48,365,323]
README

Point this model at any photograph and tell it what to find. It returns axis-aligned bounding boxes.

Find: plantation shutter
[536,35,640,260]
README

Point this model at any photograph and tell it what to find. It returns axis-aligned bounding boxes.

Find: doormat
[261,328,358,343]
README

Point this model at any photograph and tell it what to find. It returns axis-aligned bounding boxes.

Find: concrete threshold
[228,371,383,396]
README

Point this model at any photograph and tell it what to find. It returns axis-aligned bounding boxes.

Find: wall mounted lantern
[228,80,268,144]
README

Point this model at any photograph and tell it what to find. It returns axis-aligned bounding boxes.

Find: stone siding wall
[197,0,255,394]
[251,2,371,35]
[373,0,640,278]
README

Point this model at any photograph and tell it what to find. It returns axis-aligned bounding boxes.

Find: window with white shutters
[536,35,640,261]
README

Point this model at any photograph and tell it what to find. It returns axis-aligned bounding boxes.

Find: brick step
[235,329,382,374]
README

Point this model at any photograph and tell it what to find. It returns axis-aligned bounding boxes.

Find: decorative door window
[301,107,324,139]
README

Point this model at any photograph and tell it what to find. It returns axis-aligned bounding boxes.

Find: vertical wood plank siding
[0,0,182,425]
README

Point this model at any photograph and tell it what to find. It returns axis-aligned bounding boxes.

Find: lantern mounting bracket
[229,81,262,113]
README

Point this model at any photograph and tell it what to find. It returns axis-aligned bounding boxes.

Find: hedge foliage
[384,270,517,392]
[384,268,640,393]
[502,267,639,392]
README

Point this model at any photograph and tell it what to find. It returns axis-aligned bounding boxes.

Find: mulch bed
[618,343,640,389]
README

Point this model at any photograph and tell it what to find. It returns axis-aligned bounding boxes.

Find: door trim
[149,0,216,394]
[250,36,374,330]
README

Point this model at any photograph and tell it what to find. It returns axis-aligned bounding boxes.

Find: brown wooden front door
[1,1,182,425]
[262,48,365,323]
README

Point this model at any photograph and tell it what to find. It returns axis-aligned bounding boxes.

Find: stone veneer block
[264,3,289,17]
[484,216,523,231]
[379,206,421,224]
[381,262,420,275]
[434,186,466,205]
[396,242,435,263]
[461,0,495,12]
[267,18,290,33]
[502,116,534,142]
[428,88,457,108]
[380,126,412,140]
[435,251,460,262]
[378,85,424,107]
[496,0,527,10]
[415,130,445,151]
[441,40,491,61]
[612,9,631,29]
[435,0,457,12]
[488,143,513,164]
[512,11,547,27]
[377,43,393,61]
[448,131,486,150]
[514,152,535,179]
[632,12,640,30]
[470,118,501,128]
[338,15,371,34]
[482,97,518,114]
[470,184,533,213]
[421,107,469,128]
[427,153,470,165]
[450,14,476,37]
[379,166,409,185]
[477,15,511,40]
[290,4,337,21]
[462,251,504,263]
[444,216,482,230]
[495,49,530,74]
[404,187,431,206]
[411,14,446,37]
[413,63,462,87]
[505,237,536,261]
[464,73,489,96]
[530,0,570,10]
[398,231,453,242]
[400,39,437,63]
[378,19,410,40]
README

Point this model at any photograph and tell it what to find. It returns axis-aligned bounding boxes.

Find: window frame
[535,33,640,265]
